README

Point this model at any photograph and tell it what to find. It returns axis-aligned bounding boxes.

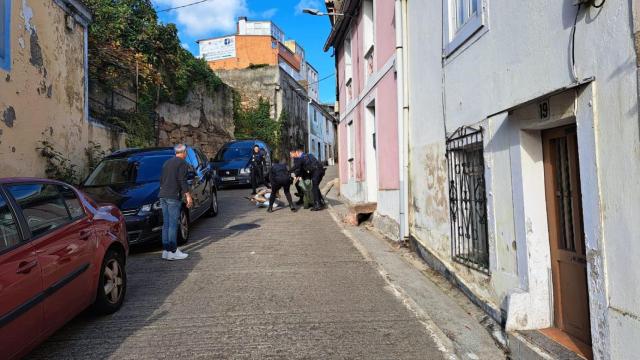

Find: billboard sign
[200,36,236,61]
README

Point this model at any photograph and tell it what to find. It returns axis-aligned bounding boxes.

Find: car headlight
[240,167,251,174]
[138,200,161,215]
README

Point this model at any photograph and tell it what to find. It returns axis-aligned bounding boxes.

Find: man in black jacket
[267,161,297,213]
[158,144,193,261]
[290,149,326,211]
[249,145,265,195]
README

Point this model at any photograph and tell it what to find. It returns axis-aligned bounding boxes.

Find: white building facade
[308,100,336,165]
[402,0,640,358]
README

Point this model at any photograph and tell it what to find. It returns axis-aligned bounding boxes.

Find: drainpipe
[401,0,410,241]
[395,0,409,241]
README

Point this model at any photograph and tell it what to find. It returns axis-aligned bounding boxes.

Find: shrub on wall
[233,96,283,159]
[84,0,224,146]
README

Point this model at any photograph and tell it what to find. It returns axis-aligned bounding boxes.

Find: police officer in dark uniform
[290,148,326,211]
[267,161,297,213]
[292,155,310,207]
[249,145,265,195]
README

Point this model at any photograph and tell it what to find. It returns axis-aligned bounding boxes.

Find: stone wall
[214,65,309,160]
[157,84,235,159]
[216,66,280,118]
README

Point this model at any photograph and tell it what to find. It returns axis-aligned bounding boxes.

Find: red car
[0,178,129,359]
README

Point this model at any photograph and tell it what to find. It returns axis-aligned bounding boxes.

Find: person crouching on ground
[158,144,193,261]
[267,161,298,213]
[290,148,326,211]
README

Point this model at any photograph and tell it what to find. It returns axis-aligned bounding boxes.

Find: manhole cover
[228,223,261,231]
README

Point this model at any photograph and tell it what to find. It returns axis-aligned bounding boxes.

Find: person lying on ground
[247,187,284,209]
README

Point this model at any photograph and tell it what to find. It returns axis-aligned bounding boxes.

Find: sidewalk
[324,167,507,360]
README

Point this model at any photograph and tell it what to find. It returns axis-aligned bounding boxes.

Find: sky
[153,0,336,104]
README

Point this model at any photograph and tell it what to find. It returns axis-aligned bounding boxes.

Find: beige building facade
[0,0,124,180]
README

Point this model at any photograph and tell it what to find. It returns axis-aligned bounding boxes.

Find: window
[344,34,353,100]
[0,193,21,251]
[8,184,72,238]
[84,156,172,186]
[444,0,485,56]
[363,0,374,54]
[58,185,86,220]
[446,126,489,273]
[363,0,375,81]
[0,0,10,71]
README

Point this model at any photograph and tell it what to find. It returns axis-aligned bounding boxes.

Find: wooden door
[542,125,591,345]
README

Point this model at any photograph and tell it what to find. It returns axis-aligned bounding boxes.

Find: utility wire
[157,0,212,13]
[307,73,335,86]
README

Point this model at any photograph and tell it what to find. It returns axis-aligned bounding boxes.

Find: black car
[81,146,219,246]
[211,140,272,188]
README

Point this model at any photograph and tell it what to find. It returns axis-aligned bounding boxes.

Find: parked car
[211,140,272,188]
[0,178,128,359]
[80,146,218,246]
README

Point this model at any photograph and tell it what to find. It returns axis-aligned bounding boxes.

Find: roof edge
[54,0,92,26]
[323,0,359,52]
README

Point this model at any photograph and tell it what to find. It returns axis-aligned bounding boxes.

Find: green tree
[234,97,283,157]
[84,0,224,146]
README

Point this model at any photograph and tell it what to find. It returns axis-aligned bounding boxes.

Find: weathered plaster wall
[157,84,234,159]
[0,0,124,179]
[408,0,640,357]
[216,66,280,118]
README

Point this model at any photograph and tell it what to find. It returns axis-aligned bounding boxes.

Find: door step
[508,329,591,360]
[344,202,377,225]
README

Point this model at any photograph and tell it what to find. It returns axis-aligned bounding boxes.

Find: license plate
[222,176,236,181]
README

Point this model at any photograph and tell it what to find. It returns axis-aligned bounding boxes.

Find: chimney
[238,17,248,34]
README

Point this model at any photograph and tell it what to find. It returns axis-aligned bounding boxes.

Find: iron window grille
[446,126,490,273]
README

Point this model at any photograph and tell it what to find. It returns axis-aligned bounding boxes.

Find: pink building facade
[325,0,400,237]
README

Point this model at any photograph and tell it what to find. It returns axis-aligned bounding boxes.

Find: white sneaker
[161,250,169,260]
[175,249,189,259]
[167,249,188,260]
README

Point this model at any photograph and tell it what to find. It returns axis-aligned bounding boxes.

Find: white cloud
[181,43,190,50]
[260,8,278,19]
[155,0,248,38]
[294,0,322,15]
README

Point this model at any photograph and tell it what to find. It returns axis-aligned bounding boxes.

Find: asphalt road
[28,186,444,359]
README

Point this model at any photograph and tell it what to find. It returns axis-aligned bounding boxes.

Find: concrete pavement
[28,179,447,359]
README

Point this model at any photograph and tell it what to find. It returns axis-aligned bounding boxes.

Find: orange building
[198,18,301,72]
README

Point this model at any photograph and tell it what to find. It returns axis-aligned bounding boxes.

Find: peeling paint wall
[0,0,125,179]
[408,0,640,357]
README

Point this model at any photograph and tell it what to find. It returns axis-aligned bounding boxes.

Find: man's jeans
[160,198,181,252]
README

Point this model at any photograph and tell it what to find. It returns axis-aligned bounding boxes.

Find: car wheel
[93,250,126,315]
[207,190,219,217]
[177,209,189,245]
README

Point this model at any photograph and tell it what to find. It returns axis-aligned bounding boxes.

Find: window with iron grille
[446,126,489,273]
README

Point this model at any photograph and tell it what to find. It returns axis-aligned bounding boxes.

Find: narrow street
[27,173,445,359]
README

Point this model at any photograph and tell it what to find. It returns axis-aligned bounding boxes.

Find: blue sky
[153,0,336,104]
